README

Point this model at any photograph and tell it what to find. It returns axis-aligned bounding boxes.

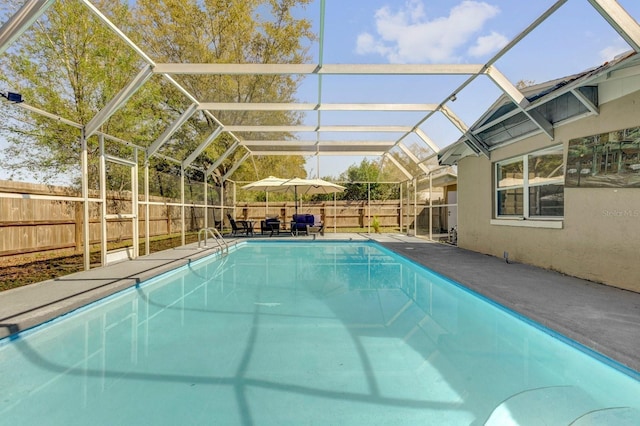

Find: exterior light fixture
[1,91,23,103]
[450,94,457,102]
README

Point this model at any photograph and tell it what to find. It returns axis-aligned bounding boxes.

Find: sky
[2,0,640,183]
[294,0,640,178]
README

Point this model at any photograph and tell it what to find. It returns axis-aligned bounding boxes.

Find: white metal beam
[19,103,83,129]
[153,63,484,75]
[439,105,469,133]
[397,142,430,174]
[413,128,441,154]
[249,150,388,156]
[80,0,155,65]
[571,88,599,115]
[464,132,490,157]
[384,154,413,180]
[222,151,251,181]
[225,125,413,133]
[484,66,528,108]
[182,126,224,168]
[18,103,153,155]
[158,74,227,139]
[206,141,240,175]
[146,103,198,158]
[485,66,554,139]
[0,0,54,55]
[198,102,440,111]
[588,0,640,52]
[239,140,396,147]
[526,108,555,139]
[396,1,570,160]
[85,65,154,138]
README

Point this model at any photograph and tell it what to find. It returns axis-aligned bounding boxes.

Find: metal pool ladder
[198,227,228,256]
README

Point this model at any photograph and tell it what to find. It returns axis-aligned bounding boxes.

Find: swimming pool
[1,241,638,425]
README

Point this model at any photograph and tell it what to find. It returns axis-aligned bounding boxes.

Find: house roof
[438,50,640,166]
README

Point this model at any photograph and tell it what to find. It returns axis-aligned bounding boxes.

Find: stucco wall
[457,90,640,292]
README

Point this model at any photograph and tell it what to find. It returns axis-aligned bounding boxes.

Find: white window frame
[493,145,564,227]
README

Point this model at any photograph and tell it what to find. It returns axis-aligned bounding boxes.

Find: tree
[0,0,158,186]
[516,79,536,89]
[0,0,312,190]
[132,0,312,186]
[331,158,400,201]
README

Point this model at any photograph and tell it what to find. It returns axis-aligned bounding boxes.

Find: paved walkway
[1,233,639,376]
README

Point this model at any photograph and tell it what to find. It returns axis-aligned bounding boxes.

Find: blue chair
[291,214,316,236]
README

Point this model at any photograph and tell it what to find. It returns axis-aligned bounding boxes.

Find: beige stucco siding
[457,90,640,292]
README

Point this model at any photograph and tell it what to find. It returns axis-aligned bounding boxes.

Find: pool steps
[485,385,640,425]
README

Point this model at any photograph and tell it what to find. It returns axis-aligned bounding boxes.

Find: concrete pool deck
[1,232,639,376]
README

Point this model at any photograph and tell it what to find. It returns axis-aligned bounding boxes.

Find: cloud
[468,31,508,57]
[599,41,632,63]
[356,0,506,63]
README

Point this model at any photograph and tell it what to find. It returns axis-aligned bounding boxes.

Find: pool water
[1,241,639,425]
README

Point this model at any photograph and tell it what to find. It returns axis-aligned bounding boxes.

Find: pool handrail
[198,227,228,255]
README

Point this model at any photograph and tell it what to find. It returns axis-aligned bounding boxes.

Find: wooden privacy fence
[0,180,211,262]
[1,180,453,263]
[235,200,403,230]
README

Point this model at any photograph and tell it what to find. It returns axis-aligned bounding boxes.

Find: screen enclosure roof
[1,0,640,181]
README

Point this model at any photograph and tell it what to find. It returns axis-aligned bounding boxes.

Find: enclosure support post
[144,161,150,255]
[405,181,410,235]
[204,174,208,229]
[406,181,411,235]
[180,165,185,246]
[334,192,337,233]
[81,129,90,270]
[429,172,433,241]
[413,178,417,237]
[233,182,236,219]
[221,183,225,231]
[99,135,107,266]
[132,148,139,258]
[399,183,403,233]
[367,182,371,234]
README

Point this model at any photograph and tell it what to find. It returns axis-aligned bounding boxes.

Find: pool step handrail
[198,227,228,255]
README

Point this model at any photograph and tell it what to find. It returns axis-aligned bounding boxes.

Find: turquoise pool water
[1,241,638,425]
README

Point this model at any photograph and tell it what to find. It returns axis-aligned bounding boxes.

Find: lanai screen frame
[1,0,639,270]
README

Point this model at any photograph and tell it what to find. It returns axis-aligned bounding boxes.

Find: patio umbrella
[270,177,346,214]
[241,176,290,218]
[241,176,289,192]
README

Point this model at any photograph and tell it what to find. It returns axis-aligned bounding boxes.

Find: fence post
[75,201,83,253]
[167,205,171,235]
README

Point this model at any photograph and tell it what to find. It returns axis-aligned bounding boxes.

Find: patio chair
[260,217,280,236]
[227,214,253,236]
[291,213,321,236]
[306,214,324,236]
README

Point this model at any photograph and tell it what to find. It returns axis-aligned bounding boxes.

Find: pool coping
[1,232,639,375]
[0,242,225,339]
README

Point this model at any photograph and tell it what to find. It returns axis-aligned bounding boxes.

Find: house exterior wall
[457,90,640,292]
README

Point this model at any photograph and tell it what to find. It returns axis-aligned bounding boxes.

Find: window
[495,145,564,218]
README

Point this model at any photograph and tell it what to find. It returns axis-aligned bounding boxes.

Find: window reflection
[495,145,564,219]
[498,188,524,216]
[528,147,564,183]
[529,184,564,216]
[497,160,524,188]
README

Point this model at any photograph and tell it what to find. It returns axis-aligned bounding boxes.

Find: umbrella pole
[294,186,298,215]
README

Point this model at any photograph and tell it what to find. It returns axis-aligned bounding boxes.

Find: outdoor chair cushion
[291,214,318,235]
[292,214,314,225]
